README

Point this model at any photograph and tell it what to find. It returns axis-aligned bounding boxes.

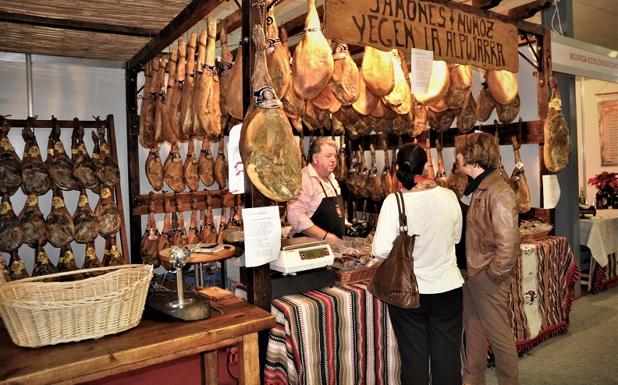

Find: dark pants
[388,287,463,385]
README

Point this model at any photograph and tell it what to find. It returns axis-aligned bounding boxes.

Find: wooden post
[125,64,142,263]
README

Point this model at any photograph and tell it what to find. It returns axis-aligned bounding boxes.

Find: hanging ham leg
[139,60,157,149]
[32,246,57,277]
[240,25,302,202]
[95,186,121,236]
[367,143,383,201]
[0,195,23,252]
[197,17,222,139]
[425,137,436,180]
[214,136,228,189]
[352,72,378,116]
[543,77,571,173]
[0,118,22,196]
[266,7,292,100]
[71,120,99,193]
[192,29,208,138]
[47,118,78,191]
[219,22,234,128]
[46,188,75,247]
[73,190,99,243]
[198,137,215,187]
[145,145,164,191]
[384,50,411,114]
[8,250,29,281]
[21,121,51,196]
[487,69,518,105]
[510,134,532,213]
[328,43,360,105]
[163,47,181,143]
[163,142,185,192]
[82,241,102,269]
[227,37,244,121]
[18,194,47,248]
[200,206,217,244]
[154,57,169,143]
[184,140,200,191]
[361,46,394,98]
[141,194,161,267]
[57,244,79,273]
[291,0,334,100]
[175,39,188,141]
[381,142,394,195]
[180,32,197,138]
[187,200,200,245]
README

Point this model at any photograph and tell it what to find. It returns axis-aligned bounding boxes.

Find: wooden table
[0,297,275,385]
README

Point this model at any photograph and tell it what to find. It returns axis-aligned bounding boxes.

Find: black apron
[310,179,345,238]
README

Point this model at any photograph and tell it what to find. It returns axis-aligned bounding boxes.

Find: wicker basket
[336,265,380,284]
[0,264,153,348]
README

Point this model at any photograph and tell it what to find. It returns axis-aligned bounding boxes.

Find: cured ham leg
[0,119,21,196]
[486,70,518,105]
[141,196,161,267]
[214,136,228,189]
[240,25,302,202]
[197,17,222,139]
[21,122,51,196]
[180,32,197,138]
[227,37,244,120]
[328,43,360,105]
[266,8,292,100]
[145,145,164,191]
[184,140,200,192]
[163,142,185,192]
[139,60,157,149]
[291,0,334,100]
[383,50,411,114]
[198,137,215,187]
[361,46,394,98]
[543,78,571,173]
[510,134,532,213]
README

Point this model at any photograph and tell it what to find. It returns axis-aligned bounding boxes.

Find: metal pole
[25,53,34,116]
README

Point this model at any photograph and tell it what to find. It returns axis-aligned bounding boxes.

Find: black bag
[367,191,420,309]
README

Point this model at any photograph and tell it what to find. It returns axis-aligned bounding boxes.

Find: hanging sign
[324,0,519,72]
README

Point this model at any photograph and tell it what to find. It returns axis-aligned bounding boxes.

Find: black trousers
[388,287,463,385]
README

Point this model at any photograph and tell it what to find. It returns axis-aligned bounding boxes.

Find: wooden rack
[0,114,129,263]
[131,189,238,215]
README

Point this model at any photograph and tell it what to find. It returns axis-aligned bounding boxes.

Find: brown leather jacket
[465,169,520,282]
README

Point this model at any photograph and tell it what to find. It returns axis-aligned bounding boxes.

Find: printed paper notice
[411,48,434,94]
[542,175,561,209]
[228,124,245,194]
[242,206,281,267]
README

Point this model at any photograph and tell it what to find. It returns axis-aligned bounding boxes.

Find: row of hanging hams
[252,0,522,141]
[0,117,119,197]
[0,186,121,253]
[2,238,124,281]
[140,195,243,268]
[139,16,232,149]
[145,136,227,192]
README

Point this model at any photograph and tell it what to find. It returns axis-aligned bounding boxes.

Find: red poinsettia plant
[588,171,618,191]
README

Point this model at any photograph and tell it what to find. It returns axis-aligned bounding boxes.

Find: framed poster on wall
[597,93,618,166]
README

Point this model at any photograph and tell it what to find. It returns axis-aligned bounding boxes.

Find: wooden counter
[0,297,275,385]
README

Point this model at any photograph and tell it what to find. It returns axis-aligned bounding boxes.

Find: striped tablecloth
[264,283,400,385]
[264,236,578,384]
[511,236,579,353]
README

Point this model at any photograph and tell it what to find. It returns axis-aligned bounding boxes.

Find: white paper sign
[242,206,281,267]
[411,48,434,94]
[542,174,561,209]
[228,123,245,194]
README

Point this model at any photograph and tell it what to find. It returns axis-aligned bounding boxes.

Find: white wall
[576,77,618,204]
[0,54,127,273]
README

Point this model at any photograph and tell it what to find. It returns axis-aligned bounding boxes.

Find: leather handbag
[367,191,420,309]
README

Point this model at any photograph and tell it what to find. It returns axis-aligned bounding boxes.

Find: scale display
[299,247,329,260]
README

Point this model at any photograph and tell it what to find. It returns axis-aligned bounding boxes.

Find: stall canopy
[0,0,552,65]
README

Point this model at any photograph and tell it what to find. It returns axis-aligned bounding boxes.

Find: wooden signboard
[324,0,519,72]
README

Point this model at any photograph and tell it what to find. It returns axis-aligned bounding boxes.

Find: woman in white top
[372,143,464,385]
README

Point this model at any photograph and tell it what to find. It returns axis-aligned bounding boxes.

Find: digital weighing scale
[270,240,335,275]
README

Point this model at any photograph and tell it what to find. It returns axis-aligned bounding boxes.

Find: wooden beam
[463,0,503,9]
[0,10,157,37]
[216,8,242,41]
[505,0,553,20]
[128,0,223,71]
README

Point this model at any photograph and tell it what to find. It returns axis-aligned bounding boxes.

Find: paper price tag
[411,48,434,94]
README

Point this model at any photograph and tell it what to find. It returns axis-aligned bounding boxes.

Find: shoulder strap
[395,192,408,234]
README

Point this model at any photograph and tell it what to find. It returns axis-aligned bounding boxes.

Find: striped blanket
[509,236,578,353]
[264,283,400,385]
[264,237,578,384]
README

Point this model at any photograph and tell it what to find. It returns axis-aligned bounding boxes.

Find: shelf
[131,189,238,215]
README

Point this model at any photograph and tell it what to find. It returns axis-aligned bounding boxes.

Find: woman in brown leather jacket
[455,132,520,385]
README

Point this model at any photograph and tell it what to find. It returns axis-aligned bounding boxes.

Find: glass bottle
[596,189,605,209]
[578,187,586,205]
